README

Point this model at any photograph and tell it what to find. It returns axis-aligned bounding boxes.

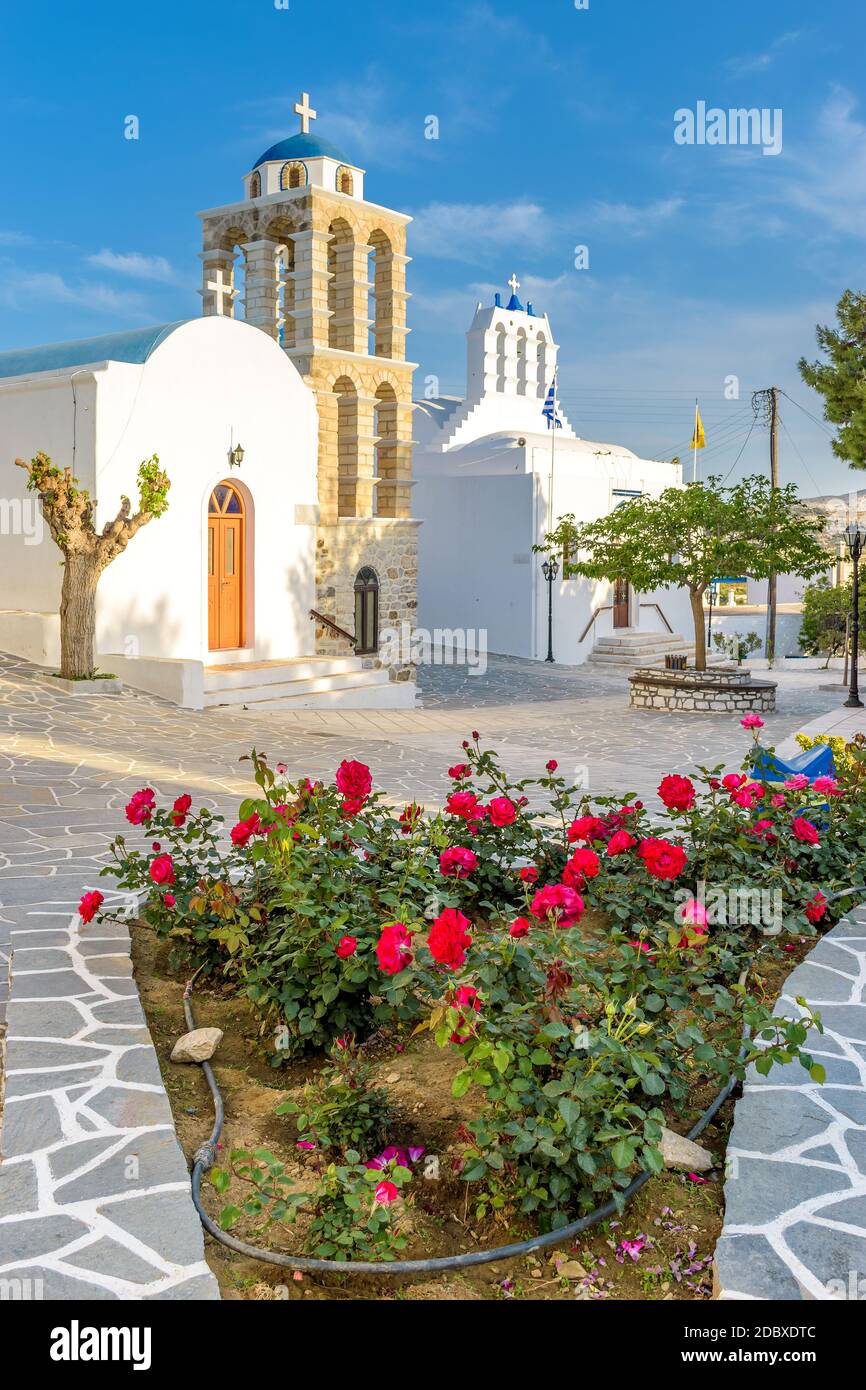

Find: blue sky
[2,0,864,493]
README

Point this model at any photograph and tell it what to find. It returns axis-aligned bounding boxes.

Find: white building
[0,95,418,711]
[414,281,694,665]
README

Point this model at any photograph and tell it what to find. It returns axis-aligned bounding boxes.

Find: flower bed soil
[132,924,814,1302]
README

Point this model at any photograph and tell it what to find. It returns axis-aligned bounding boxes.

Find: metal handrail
[309,608,356,647]
[639,602,674,634]
[578,604,613,644]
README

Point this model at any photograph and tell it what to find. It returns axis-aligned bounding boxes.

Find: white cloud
[777,86,866,238]
[0,271,149,317]
[86,249,178,283]
[589,197,685,236]
[725,30,804,77]
[410,200,553,261]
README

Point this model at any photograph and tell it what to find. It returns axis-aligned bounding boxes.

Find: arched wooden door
[208,482,245,650]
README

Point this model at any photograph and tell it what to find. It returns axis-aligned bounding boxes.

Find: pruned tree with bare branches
[15,452,170,680]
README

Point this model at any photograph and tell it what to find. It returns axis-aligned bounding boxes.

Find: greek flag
[543,374,562,430]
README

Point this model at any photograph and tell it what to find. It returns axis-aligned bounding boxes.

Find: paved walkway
[0,651,854,1298]
[716,908,866,1300]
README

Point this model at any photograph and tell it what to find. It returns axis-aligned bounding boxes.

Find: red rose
[509,916,531,939]
[722,773,746,793]
[375,922,413,976]
[450,984,481,1043]
[79,890,104,923]
[439,846,478,878]
[427,908,472,969]
[336,935,358,958]
[804,891,827,924]
[336,759,372,802]
[163,894,176,909]
[340,798,365,819]
[149,853,175,886]
[125,788,155,826]
[638,838,688,881]
[487,796,517,828]
[567,815,606,844]
[446,790,481,820]
[530,883,584,928]
[658,774,696,813]
[171,793,192,827]
[231,813,262,848]
[792,817,820,845]
[607,830,636,856]
[562,847,601,890]
[399,803,422,834]
[520,866,539,884]
[546,759,558,772]
[448,763,471,780]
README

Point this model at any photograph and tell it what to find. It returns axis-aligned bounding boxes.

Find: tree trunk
[690,588,707,672]
[59,553,100,679]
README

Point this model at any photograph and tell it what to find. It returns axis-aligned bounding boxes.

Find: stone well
[628,665,777,714]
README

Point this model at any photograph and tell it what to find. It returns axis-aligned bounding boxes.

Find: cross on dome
[508,273,521,296]
[294,91,318,135]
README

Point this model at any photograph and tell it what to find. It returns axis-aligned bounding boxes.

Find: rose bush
[93,723,866,1240]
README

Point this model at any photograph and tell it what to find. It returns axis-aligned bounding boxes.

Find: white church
[0,94,419,710]
[414,279,694,666]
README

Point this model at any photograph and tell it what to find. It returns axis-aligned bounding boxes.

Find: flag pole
[693,398,699,483]
[548,369,557,532]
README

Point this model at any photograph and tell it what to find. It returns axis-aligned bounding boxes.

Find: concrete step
[204,666,389,708]
[204,657,360,693]
[592,631,689,651]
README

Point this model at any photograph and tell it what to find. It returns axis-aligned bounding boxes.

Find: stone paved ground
[0,651,852,1299]
[716,908,866,1301]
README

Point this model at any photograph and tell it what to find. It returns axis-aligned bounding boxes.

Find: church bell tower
[197,91,417,684]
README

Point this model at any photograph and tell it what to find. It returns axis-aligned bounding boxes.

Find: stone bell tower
[197,91,417,686]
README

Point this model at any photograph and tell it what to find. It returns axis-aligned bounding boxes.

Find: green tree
[15,452,170,681]
[799,575,865,664]
[799,289,866,470]
[542,475,830,672]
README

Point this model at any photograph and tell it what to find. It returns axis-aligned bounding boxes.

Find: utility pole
[752,387,779,664]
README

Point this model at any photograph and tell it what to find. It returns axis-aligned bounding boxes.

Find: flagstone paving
[716,908,866,1301]
[0,651,853,1299]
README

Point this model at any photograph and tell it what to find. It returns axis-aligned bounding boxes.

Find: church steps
[202,659,397,709]
[586,631,727,669]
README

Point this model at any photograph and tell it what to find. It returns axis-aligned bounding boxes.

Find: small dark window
[354,567,379,655]
[249,171,261,198]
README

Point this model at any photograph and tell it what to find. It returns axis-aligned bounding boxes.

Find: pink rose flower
[335,759,372,802]
[530,883,584,928]
[741,713,765,730]
[375,922,413,976]
[335,935,358,959]
[487,796,517,828]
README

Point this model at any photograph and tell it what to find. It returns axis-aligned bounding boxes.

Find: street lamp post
[844,522,865,709]
[541,556,559,663]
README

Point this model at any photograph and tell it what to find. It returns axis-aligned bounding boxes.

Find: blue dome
[254,132,349,168]
[0,322,187,380]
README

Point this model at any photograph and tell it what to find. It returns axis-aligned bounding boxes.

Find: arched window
[354,567,379,655]
[333,376,359,517]
[280,161,307,190]
[368,229,392,357]
[374,382,398,517]
[328,219,355,350]
[336,165,354,196]
[536,333,548,397]
[496,326,507,392]
[516,329,528,396]
[249,171,261,199]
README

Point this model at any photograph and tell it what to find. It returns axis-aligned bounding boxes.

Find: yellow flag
[690,408,706,450]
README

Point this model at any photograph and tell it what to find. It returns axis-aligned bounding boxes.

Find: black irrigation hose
[184,885,866,1276]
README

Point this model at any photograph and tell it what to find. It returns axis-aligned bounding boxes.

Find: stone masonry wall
[315,520,419,682]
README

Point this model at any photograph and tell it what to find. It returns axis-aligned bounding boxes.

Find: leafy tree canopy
[799,289,866,470]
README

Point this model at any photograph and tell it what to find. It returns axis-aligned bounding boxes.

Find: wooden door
[207,483,244,650]
[613,578,630,629]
